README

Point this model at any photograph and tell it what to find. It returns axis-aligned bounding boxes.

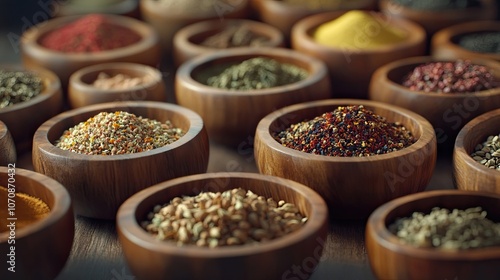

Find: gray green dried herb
[458,32,500,54]
[200,24,270,48]
[0,70,44,109]
[206,57,308,90]
[389,207,500,250]
[141,188,307,247]
[471,134,500,170]
[389,0,481,10]
[55,111,184,155]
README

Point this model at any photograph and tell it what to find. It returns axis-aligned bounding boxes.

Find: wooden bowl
[68,62,167,108]
[366,190,500,280]
[0,166,74,280]
[453,108,500,195]
[379,0,497,37]
[0,121,16,166]
[251,0,378,40]
[175,47,331,148]
[117,172,329,280]
[369,56,500,151]
[0,65,63,154]
[432,21,500,62]
[32,101,209,219]
[291,11,426,100]
[140,0,249,56]
[52,0,140,18]
[254,99,437,219]
[173,18,285,68]
[20,14,161,90]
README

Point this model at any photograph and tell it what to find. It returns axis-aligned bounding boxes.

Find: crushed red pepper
[274,105,415,157]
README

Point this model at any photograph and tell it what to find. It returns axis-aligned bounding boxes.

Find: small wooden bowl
[366,190,500,280]
[0,166,74,280]
[453,108,500,195]
[291,11,426,100]
[20,14,161,90]
[173,18,285,68]
[175,47,331,147]
[369,56,500,151]
[117,172,329,280]
[251,0,378,40]
[432,20,500,62]
[140,0,249,56]
[0,121,16,166]
[32,101,209,219]
[52,0,140,18]
[68,62,167,108]
[0,65,63,154]
[254,99,437,219]
[379,0,497,36]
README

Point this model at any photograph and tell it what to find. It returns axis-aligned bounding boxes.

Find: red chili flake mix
[274,105,415,157]
[40,14,142,53]
[402,60,500,93]
[55,111,184,155]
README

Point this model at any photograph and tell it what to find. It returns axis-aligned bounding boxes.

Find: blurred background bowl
[173,18,285,68]
[0,166,74,280]
[432,20,500,62]
[117,172,329,280]
[68,62,167,108]
[254,99,437,219]
[175,47,331,148]
[51,0,140,18]
[454,108,500,195]
[291,10,426,99]
[369,56,500,152]
[20,13,161,91]
[366,189,500,280]
[0,65,63,155]
[32,101,209,219]
[0,121,16,166]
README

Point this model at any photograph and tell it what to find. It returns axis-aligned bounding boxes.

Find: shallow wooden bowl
[366,190,500,280]
[0,65,63,154]
[254,99,437,219]
[175,47,331,147]
[0,166,74,280]
[369,56,500,151]
[291,11,426,100]
[432,20,500,62]
[454,108,500,195]
[20,14,161,90]
[379,0,497,37]
[173,18,285,68]
[32,101,209,219]
[0,121,16,166]
[117,172,329,280]
[140,0,249,56]
[68,62,167,108]
[251,0,377,40]
[52,0,140,18]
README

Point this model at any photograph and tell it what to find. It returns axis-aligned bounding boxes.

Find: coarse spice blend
[55,111,184,155]
[275,105,415,157]
[0,70,44,109]
[206,57,308,90]
[142,188,307,247]
[92,72,154,90]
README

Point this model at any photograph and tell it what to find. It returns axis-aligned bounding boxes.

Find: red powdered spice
[40,14,142,53]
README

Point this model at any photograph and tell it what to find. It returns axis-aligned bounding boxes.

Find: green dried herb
[0,70,44,108]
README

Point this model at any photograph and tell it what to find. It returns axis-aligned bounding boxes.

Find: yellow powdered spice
[313,10,407,50]
[0,186,51,233]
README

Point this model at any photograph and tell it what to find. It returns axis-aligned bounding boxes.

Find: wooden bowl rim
[21,13,159,61]
[454,107,500,177]
[173,18,284,52]
[367,189,500,260]
[0,166,72,241]
[380,0,496,16]
[176,47,329,96]
[33,101,205,161]
[117,171,328,257]
[372,55,500,98]
[140,0,249,20]
[0,120,7,139]
[69,62,163,94]
[291,10,426,54]
[55,0,138,15]
[255,98,436,163]
[0,65,61,114]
